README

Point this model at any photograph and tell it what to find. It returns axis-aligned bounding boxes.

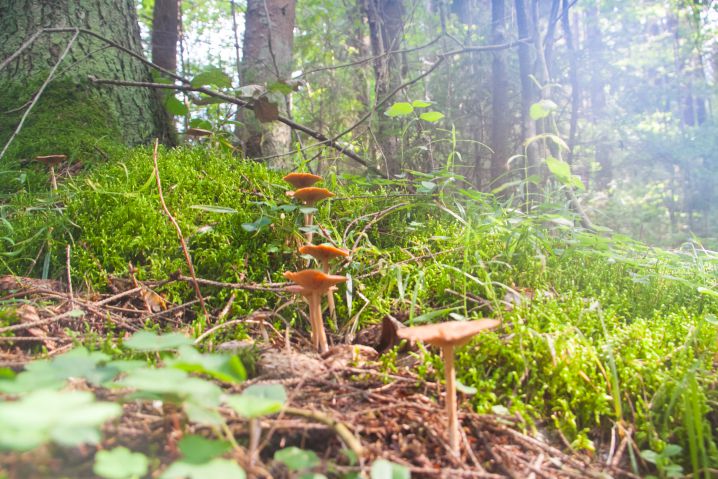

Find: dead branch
[152,140,208,318]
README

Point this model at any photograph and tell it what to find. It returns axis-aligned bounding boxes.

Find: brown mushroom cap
[283,172,323,189]
[292,187,334,205]
[283,270,347,293]
[185,127,213,137]
[298,244,350,262]
[35,154,67,165]
[397,319,501,348]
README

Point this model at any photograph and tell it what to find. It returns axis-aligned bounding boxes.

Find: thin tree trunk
[490,0,510,187]
[364,0,405,176]
[561,0,579,166]
[238,0,297,162]
[515,0,538,201]
[585,0,610,188]
[151,0,179,73]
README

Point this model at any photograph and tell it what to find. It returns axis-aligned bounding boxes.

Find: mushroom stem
[442,344,459,455]
[307,293,319,350]
[305,213,314,243]
[321,258,338,322]
[49,165,57,191]
[312,291,328,353]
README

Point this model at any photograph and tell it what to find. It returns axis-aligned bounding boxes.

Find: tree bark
[515,0,538,198]
[561,0,579,166]
[0,0,171,158]
[490,0,510,187]
[238,0,297,162]
[364,0,405,176]
[151,0,179,73]
[585,0,611,188]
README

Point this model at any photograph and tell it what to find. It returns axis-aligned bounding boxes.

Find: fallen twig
[152,140,208,318]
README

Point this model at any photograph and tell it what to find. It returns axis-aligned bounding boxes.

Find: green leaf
[168,346,246,383]
[267,81,294,95]
[190,68,232,89]
[698,287,718,298]
[225,384,286,418]
[529,99,557,120]
[241,216,272,233]
[419,111,444,123]
[456,380,478,395]
[160,458,245,479]
[411,100,432,108]
[165,95,188,116]
[274,447,320,471]
[93,447,149,479]
[123,331,194,352]
[0,390,121,451]
[190,118,213,130]
[411,307,460,325]
[116,368,222,407]
[384,102,414,118]
[190,205,238,214]
[179,435,231,464]
[370,459,410,479]
[0,347,117,393]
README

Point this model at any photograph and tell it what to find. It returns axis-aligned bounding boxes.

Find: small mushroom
[35,154,67,191]
[284,270,347,353]
[292,187,334,243]
[298,244,349,321]
[397,319,501,455]
[283,172,323,189]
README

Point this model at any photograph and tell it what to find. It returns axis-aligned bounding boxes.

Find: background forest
[134,0,718,247]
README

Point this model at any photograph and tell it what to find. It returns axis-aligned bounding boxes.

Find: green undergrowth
[2,145,718,476]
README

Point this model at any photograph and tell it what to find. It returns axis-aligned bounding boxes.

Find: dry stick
[0,29,79,160]
[0,309,81,334]
[65,244,74,310]
[176,274,284,292]
[283,407,363,457]
[151,140,208,318]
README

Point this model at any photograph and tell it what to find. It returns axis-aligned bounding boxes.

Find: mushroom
[292,187,334,243]
[284,269,347,353]
[298,244,349,321]
[35,154,67,191]
[397,319,501,455]
[283,172,323,189]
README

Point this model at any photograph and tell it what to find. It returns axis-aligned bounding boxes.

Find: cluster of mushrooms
[279,172,502,456]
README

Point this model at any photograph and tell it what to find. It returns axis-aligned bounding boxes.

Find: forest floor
[0,275,632,479]
[1,146,716,478]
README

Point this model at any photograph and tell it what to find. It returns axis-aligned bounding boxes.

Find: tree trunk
[490,0,509,187]
[585,0,611,188]
[515,0,538,199]
[561,0,579,165]
[364,0,405,176]
[0,0,171,159]
[238,0,297,162]
[151,0,179,73]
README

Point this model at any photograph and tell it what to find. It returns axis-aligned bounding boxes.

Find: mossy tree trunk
[0,0,172,160]
[238,0,296,163]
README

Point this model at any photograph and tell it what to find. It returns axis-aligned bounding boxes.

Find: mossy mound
[1,145,717,471]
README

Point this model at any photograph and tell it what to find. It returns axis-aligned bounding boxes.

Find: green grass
[1,145,717,476]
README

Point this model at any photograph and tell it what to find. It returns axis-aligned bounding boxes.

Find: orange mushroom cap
[283,269,347,293]
[185,127,213,137]
[298,244,350,262]
[397,319,501,348]
[35,154,67,165]
[283,172,323,189]
[292,187,334,205]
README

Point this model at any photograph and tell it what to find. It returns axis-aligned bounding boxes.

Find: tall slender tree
[364,0,405,175]
[238,0,297,161]
[151,0,180,73]
[490,0,510,186]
